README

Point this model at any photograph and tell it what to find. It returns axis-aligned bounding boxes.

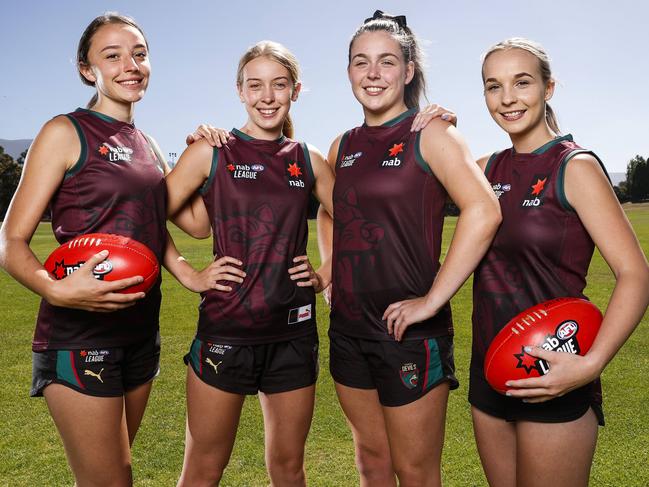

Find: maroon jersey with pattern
[330,109,453,341]
[471,135,604,401]
[33,108,166,352]
[198,128,316,345]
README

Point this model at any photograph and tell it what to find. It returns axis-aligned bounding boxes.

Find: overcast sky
[1,0,647,172]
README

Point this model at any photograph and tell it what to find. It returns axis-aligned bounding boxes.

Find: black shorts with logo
[329,330,458,407]
[469,367,605,425]
[31,333,160,398]
[184,332,319,395]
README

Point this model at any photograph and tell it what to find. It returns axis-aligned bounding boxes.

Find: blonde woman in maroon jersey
[462,38,649,487]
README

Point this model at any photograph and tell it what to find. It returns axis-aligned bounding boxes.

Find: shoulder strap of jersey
[200,147,220,195]
[484,151,502,177]
[62,113,88,180]
[142,133,167,174]
[334,130,352,170]
[556,149,611,211]
[300,142,315,181]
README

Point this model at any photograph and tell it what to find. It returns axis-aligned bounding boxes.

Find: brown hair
[236,41,300,139]
[349,10,426,110]
[77,12,148,109]
[482,37,560,134]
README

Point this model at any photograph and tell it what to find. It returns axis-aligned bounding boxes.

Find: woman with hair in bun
[319,11,501,486]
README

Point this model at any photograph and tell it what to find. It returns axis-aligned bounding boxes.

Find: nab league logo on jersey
[399,362,419,389]
[226,162,265,180]
[339,151,363,168]
[381,142,405,168]
[286,161,305,188]
[98,143,133,163]
[491,182,511,199]
[521,174,549,208]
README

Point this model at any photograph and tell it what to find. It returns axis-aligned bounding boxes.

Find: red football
[44,233,159,294]
[484,297,602,394]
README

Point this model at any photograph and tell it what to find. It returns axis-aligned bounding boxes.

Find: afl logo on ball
[556,320,579,340]
[93,260,113,276]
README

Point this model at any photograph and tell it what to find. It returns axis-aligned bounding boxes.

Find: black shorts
[184,333,319,395]
[31,333,160,398]
[329,330,458,407]
[468,366,605,425]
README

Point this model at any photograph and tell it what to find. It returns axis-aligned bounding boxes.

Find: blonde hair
[482,37,560,134]
[236,41,300,138]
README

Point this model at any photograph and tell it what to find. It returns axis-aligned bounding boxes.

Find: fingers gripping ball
[484,298,602,394]
[44,233,159,294]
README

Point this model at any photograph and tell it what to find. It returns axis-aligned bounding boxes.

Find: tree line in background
[0,146,648,221]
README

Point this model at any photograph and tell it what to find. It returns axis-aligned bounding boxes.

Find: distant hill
[0,139,32,160]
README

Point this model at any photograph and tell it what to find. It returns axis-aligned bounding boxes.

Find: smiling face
[482,48,555,144]
[79,22,150,111]
[237,56,300,140]
[348,31,414,125]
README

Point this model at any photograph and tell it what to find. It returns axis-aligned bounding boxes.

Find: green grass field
[1,205,648,486]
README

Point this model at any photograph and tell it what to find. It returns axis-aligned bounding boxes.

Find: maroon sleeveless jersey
[198,128,316,345]
[471,135,605,403]
[330,109,453,341]
[33,108,167,352]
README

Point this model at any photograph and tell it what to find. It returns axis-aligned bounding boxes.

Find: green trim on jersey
[231,127,286,144]
[300,142,315,181]
[335,131,351,169]
[484,151,501,177]
[424,338,443,390]
[200,147,219,195]
[56,350,80,387]
[63,114,88,179]
[414,130,433,175]
[76,107,121,124]
[378,108,417,128]
[531,134,574,155]
[557,149,610,212]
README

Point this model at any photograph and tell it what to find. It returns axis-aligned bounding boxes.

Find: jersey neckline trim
[364,108,417,128]
[231,127,286,144]
[512,134,573,155]
[75,108,135,127]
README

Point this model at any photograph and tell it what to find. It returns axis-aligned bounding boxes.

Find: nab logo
[98,143,133,163]
[227,162,263,180]
[492,182,511,199]
[340,151,362,168]
[286,161,305,188]
[381,142,404,168]
[521,174,549,208]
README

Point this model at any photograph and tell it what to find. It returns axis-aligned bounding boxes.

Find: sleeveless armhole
[300,142,315,181]
[414,130,433,175]
[199,147,219,195]
[334,131,351,171]
[142,133,167,173]
[557,149,611,212]
[63,114,87,180]
[484,151,501,177]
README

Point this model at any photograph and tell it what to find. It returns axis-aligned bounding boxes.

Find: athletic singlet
[197,128,316,345]
[471,135,606,406]
[33,108,167,351]
[330,109,453,341]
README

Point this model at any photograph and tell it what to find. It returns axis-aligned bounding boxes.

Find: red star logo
[514,346,541,375]
[287,162,302,178]
[80,350,87,357]
[51,260,68,280]
[531,178,547,196]
[388,142,404,157]
[226,163,235,172]
[98,145,109,156]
